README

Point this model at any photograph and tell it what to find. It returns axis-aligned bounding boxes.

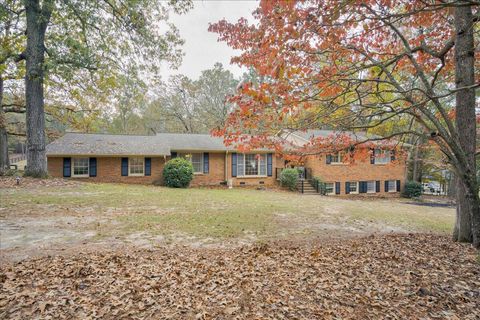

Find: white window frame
[179,153,203,174]
[348,181,359,194]
[374,149,391,164]
[325,182,335,195]
[237,153,267,177]
[387,180,397,192]
[72,157,89,178]
[367,180,376,193]
[330,151,345,164]
[128,157,145,176]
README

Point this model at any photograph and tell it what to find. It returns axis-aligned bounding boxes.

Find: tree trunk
[0,76,10,175]
[23,0,52,177]
[453,4,480,248]
[412,140,422,183]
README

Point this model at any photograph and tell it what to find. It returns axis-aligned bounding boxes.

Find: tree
[2,0,192,177]
[144,64,238,134]
[210,1,480,247]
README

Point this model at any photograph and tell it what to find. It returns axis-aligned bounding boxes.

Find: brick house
[46,133,278,187]
[282,130,407,195]
[46,131,407,195]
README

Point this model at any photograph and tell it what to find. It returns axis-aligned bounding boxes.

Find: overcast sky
[162,0,259,80]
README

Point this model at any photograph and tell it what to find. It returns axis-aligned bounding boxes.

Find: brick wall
[304,152,407,196]
[47,156,166,184]
[190,152,226,186]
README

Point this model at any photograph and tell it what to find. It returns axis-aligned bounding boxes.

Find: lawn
[1,178,454,255]
[1,178,479,319]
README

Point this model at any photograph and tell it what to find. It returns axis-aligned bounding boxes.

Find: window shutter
[171,152,177,159]
[370,148,375,164]
[359,181,367,193]
[384,180,389,192]
[231,153,237,177]
[396,180,401,192]
[63,158,71,177]
[89,158,97,177]
[345,182,350,194]
[267,153,273,176]
[391,150,396,162]
[376,180,380,193]
[203,153,209,174]
[326,154,332,164]
[121,158,128,176]
[145,158,151,176]
[335,182,340,195]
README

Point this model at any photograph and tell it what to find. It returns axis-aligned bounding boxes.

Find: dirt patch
[0,177,81,189]
[0,234,478,319]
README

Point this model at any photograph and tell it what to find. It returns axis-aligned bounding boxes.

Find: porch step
[296,180,319,194]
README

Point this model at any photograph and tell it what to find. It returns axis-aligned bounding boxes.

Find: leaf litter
[0,234,479,319]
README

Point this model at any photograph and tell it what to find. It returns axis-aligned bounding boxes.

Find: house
[46,131,407,196]
[281,130,407,195]
[46,133,279,187]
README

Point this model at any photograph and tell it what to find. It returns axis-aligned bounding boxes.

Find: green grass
[1,182,455,240]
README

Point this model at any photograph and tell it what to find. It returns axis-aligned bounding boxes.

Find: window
[387,180,397,192]
[72,158,89,177]
[129,157,144,176]
[325,182,334,195]
[367,180,376,193]
[179,153,203,173]
[374,149,391,164]
[237,153,267,177]
[349,181,358,194]
[331,151,345,164]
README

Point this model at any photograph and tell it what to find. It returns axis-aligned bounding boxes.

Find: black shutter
[391,150,396,162]
[171,152,177,159]
[267,153,273,176]
[231,153,237,177]
[359,181,367,193]
[89,158,97,177]
[384,180,389,192]
[345,182,350,194]
[326,154,332,164]
[63,158,71,177]
[396,180,401,192]
[203,153,209,174]
[370,148,375,164]
[376,180,380,193]
[145,158,151,176]
[121,158,128,176]
[335,182,340,195]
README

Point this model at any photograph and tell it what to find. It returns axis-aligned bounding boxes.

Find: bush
[403,180,422,198]
[163,158,194,188]
[280,168,299,191]
[312,176,327,195]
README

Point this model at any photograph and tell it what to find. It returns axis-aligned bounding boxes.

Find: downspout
[225,150,228,182]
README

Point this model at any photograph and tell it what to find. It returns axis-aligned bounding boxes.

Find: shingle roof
[155,133,234,151]
[46,133,171,156]
[292,129,381,143]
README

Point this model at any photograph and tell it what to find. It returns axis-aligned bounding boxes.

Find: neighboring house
[46,133,279,187]
[46,130,407,196]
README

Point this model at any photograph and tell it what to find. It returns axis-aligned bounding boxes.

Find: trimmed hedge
[163,158,194,188]
[280,168,299,191]
[403,180,422,198]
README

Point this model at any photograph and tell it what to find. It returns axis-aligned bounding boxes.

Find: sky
[162,0,259,80]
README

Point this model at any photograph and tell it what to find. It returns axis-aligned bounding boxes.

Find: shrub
[312,176,327,195]
[280,168,299,191]
[403,180,422,198]
[163,158,194,188]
